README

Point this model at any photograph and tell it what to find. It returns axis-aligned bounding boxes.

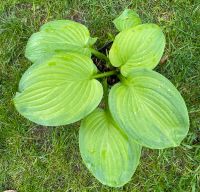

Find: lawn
[0,0,200,191]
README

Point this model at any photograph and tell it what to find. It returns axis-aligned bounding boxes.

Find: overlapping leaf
[109,24,165,76]
[109,69,189,149]
[113,9,142,32]
[14,53,103,126]
[79,109,141,187]
[25,20,97,62]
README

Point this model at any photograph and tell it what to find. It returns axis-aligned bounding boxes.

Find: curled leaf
[109,24,165,76]
[113,9,142,31]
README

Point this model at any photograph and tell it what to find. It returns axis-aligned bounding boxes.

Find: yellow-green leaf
[25,20,97,62]
[113,9,142,32]
[109,69,189,149]
[14,53,103,126]
[109,24,165,76]
[79,109,141,187]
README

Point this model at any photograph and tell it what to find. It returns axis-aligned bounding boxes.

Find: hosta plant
[14,9,189,187]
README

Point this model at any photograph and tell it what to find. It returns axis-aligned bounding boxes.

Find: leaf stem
[117,74,129,84]
[89,48,110,63]
[103,78,108,110]
[93,71,117,79]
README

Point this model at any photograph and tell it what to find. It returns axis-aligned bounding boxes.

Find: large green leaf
[109,24,165,76]
[79,108,141,187]
[109,69,189,149]
[14,53,103,126]
[25,20,97,62]
[113,9,142,32]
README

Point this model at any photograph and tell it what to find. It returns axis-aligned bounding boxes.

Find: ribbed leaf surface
[79,109,141,187]
[109,69,189,149]
[109,24,165,76]
[113,9,141,32]
[25,20,97,62]
[14,53,103,126]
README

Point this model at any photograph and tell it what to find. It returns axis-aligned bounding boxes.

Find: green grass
[0,0,200,191]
